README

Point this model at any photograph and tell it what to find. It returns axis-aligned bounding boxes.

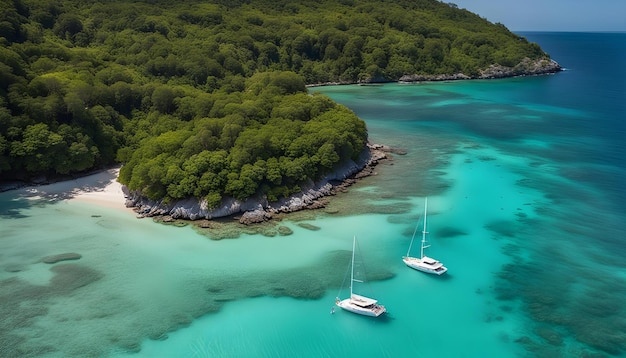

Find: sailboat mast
[406,219,419,257]
[350,235,356,297]
[421,197,428,258]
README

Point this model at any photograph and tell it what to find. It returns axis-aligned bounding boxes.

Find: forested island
[0,0,560,218]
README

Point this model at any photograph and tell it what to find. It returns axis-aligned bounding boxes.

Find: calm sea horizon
[1,32,624,357]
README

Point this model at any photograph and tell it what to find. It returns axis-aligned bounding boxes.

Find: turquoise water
[1,33,625,357]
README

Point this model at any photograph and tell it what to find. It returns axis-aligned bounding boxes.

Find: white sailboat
[402,197,448,275]
[336,236,387,317]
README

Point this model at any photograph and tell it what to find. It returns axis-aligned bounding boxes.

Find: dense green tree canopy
[0,0,551,203]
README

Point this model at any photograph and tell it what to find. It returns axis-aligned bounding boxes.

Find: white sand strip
[71,168,127,209]
[15,166,129,210]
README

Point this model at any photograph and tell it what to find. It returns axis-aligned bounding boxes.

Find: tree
[151,86,175,114]
[10,123,64,172]
[53,14,84,40]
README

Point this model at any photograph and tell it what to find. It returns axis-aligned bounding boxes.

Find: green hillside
[0,0,554,204]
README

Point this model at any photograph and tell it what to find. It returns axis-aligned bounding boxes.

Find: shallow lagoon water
[1,32,625,357]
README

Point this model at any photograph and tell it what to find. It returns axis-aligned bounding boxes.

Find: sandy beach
[70,168,127,209]
[15,167,128,210]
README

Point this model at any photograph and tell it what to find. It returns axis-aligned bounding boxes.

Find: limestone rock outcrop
[398,57,561,83]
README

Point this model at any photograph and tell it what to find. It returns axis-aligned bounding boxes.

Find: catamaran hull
[403,257,447,275]
[336,299,386,317]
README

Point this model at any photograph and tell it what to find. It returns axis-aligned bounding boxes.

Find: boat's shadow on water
[329,308,396,323]
[404,270,454,282]
[376,313,395,323]
[435,273,453,281]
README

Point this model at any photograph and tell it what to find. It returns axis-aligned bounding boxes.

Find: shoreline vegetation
[125,142,401,224]
[1,0,562,223]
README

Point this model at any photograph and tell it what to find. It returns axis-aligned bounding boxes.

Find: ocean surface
[1,32,625,357]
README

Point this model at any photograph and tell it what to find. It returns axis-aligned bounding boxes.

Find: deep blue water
[1,32,624,357]
[521,32,626,170]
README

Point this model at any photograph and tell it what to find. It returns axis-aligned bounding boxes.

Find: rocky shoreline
[124,143,401,224]
[307,57,562,87]
[399,57,562,82]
